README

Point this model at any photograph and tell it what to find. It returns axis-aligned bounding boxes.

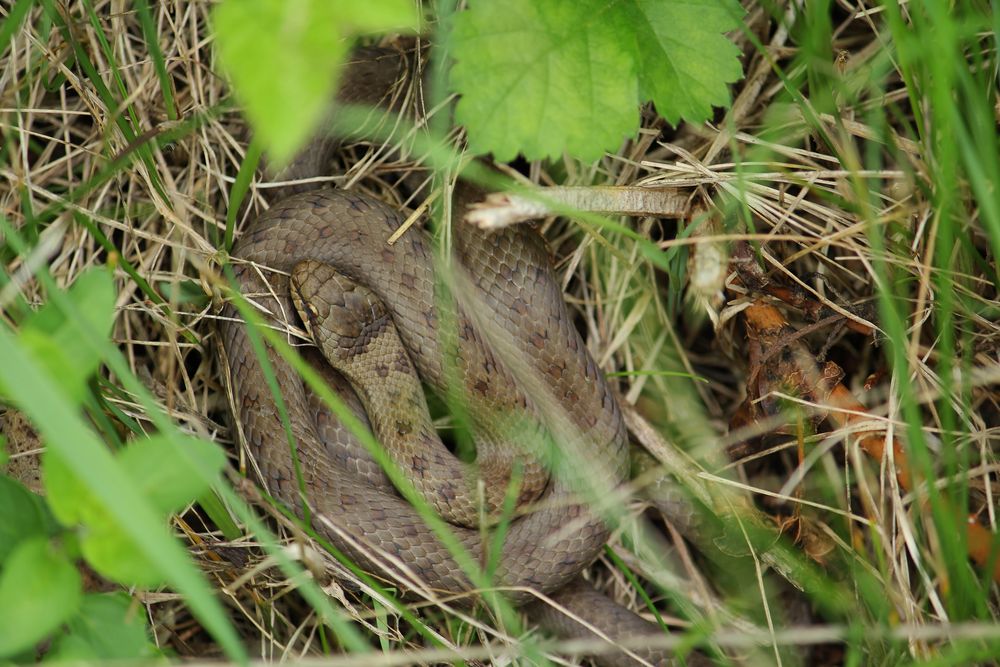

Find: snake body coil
[220,48,692,667]
[222,188,627,597]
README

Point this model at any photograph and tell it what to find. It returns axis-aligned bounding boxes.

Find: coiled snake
[220,47,696,667]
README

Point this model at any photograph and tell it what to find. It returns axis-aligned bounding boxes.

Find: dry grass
[2,1,999,665]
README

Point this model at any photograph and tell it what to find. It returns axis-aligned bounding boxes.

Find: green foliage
[19,268,114,404]
[0,537,82,658]
[0,504,161,662]
[449,0,640,161]
[4,0,998,662]
[44,433,224,587]
[211,0,743,164]
[0,475,57,562]
[48,593,161,662]
[449,0,744,160]
[625,0,745,124]
[0,267,225,660]
[212,0,419,165]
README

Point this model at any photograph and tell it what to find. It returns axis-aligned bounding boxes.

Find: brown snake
[220,48,699,667]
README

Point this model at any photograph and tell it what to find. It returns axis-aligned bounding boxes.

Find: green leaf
[45,448,164,588]
[118,435,226,514]
[0,237,244,661]
[0,537,82,658]
[45,448,163,586]
[450,0,637,161]
[23,267,115,344]
[43,449,98,528]
[44,435,225,587]
[49,593,159,662]
[19,268,115,404]
[43,451,165,587]
[18,329,91,405]
[625,0,744,125]
[78,519,164,588]
[0,476,56,562]
[212,0,418,165]
[0,0,34,58]
[449,0,744,161]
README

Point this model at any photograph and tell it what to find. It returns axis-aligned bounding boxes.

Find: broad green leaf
[49,593,159,662]
[0,537,82,658]
[46,435,225,520]
[43,449,99,528]
[0,249,243,661]
[625,0,744,125]
[45,434,225,587]
[450,0,637,161]
[0,476,55,562]
[18,329,92,404]
[212,0,418,165]
[78,519,164,588]
[42,451,165,586]
[118,435,226,514]
[449,0,744,161]
[19,268,115,404]
[22,267,115,345]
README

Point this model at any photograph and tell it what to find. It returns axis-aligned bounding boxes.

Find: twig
[464,185,690,230]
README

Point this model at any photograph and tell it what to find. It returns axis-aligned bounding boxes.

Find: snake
[219,47,700,667]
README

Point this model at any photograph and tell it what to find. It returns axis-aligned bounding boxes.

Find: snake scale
[220,47,698,667]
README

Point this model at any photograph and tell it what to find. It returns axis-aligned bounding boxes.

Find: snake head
[290,260,390,360]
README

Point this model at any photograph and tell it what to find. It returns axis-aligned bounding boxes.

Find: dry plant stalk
[464,185,691,229]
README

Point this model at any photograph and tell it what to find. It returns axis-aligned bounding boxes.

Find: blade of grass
[134,0,177,121]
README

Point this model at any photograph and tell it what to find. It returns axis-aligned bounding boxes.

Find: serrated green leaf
[0,476,55,562]
[0,537,82,658]
[118,435,226,514]
[449,0,744,161]
[50,593,159,662]
[625,0,744,124]
[212,0,418,165]
[450,0,637,161]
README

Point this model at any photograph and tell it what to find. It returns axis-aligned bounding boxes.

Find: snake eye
[302,300,320,331]
[291,280,321,335]
[304,301,320,321]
